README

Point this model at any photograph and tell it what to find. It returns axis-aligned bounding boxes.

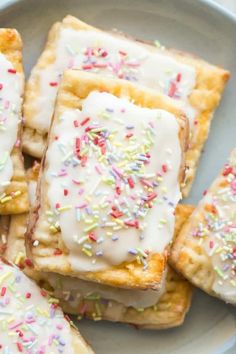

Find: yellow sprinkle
[113,226,122,230]
[115,219,124,226]
[106,232,112,236]
[136,308,144,312]
[46,210,54,216]
[113,142,122,147]
[84,223,98,233]
[160,219,167,225]
[0,196,12,204]
[84,219,94,224]
[37,308,49,317]
[85,196,92,202]
[58,205,72,212]
[0,271,12,285]
[13,190,21,197]
[15,252,25,265]
[49,225,58,234]
[48,297,60,304]
[82,248,92,257]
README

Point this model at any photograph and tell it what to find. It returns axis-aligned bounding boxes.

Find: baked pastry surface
[26,70,188,290]
[0,29,29,214]
[171,149,236,305]
[23,15,230,196]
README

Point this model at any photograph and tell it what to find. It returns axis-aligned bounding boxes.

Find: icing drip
[47,268,166,310]
[30,28,196,133]
[45,91,182,271]
[0,53,22,194]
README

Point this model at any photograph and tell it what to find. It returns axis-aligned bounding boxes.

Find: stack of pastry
[0,14,234,353]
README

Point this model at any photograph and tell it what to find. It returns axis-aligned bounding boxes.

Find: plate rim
[1,0,236,24]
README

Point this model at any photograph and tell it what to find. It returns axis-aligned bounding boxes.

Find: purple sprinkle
[129,249,138,255]
[96,251,103,256]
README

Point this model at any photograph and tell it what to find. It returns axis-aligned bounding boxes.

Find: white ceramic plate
[0,0,235,353]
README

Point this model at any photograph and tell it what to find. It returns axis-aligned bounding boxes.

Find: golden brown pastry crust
[23,15,230,197]
[25,70,188,290]
[0,29,29,214]
[0,216,10,254]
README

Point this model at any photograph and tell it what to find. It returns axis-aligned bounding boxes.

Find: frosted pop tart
[0,29,29,214]
[26,70,188,290]
[171,149,236,305]
[23,15,229,196]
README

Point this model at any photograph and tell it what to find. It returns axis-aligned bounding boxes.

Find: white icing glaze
[191,150,236,304]
[45,91,182,271]
[30,28,196,133]
[0,261,74,353]
[47,268,166,309]
[0,53,22,193]
[28,180,37,206]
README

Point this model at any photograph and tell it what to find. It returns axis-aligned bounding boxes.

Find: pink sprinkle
[49,82,58,87]
[81,117,90,126]
[1,287,6,296]
[85,47,93,57]
[76,203,87,209]
[231,180,236,191]
[8,68,16,74]
[78,188,85,195]
[64,189,68,196]
[168,82,177,97]
[112,165,123,178]
[209,240,214,249]
[57,324,63,330]
[58,171,67,177]
[82,64,93,70]
[119,50,127,56]
[176,73,182,82]
[15,139,21,148]
[149,121,155,128]
[67,58,75,69]
[4,100,10,109]
[0,83,3,90]
[95,165,102,175]
[9,321,23,330]
[126,61,140,67]
[101,50,108,57]
[72,179,81,185]
[140,179,153,188]
[48,334,54,345]
[162,164,168,173]
[93,63,108,68]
